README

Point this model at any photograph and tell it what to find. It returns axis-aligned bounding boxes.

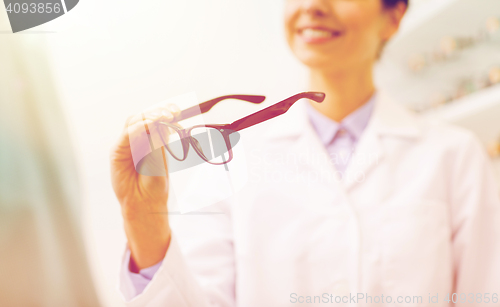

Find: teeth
[301,28,334,39]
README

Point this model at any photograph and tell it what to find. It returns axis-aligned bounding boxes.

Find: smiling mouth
[298,28,342,43]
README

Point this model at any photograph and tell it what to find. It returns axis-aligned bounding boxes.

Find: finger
[121,103,182,147]
[137,103,181,124]
[125,113,149,130]
[115,119,148,150]
[167,104,181,118]
[124,115,135,128]
[144,109,173,123]
[161,109,174,122]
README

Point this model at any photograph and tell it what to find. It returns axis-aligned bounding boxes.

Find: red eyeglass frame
[156,92,325,165]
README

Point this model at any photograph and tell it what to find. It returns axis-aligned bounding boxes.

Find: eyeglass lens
[190,127,230,165]
[157,124,185,160]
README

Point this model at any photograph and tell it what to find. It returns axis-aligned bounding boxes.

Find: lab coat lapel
[266,100,341,187]
[295,119,341,185]
[343,91,422,191]
[264,93,422,192]
[341,123,385,191]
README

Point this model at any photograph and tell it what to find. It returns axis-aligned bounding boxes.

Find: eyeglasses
[151,92,325,166]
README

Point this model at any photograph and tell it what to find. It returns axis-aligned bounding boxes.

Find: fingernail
[162,110,174,122]
[168,104,180,114]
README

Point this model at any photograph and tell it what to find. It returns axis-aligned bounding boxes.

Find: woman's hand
[110,105,180,271]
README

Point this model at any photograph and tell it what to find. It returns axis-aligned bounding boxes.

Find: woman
[111,0,500,306]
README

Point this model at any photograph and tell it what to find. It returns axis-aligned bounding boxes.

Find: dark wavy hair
[382,0,408,8]
[377,0,408,58]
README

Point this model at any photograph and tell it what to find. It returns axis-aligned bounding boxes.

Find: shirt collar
[265,91,421,141]
[306,93,377,145]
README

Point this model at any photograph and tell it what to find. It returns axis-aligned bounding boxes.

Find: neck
[308,65,376,122]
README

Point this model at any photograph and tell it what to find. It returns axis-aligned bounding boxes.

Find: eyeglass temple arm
[173,95,266,122]
[226,92,325,132]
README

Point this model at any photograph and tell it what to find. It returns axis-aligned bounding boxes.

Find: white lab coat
[119,92,500,307]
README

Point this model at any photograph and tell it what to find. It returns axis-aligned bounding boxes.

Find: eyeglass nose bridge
[156,122,190,161]
[189,137,206,160]
[158,122,239,167]
[186,125,236,165]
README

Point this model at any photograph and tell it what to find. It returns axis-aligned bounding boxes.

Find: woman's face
[285,0,403,72]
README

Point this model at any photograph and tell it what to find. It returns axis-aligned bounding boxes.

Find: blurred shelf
[386,0,500,66]
[396,0,458,38]
[424,83,500,123]
[378,0,500,181]
[377,0,500,115]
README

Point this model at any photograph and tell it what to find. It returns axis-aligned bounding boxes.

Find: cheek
[339,2,380,33]
[337,3,382,53]
[283,3,298,43]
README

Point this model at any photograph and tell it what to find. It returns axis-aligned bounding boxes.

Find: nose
[300,0,330,18]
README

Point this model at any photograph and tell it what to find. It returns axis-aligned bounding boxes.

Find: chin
[295,49,343,71]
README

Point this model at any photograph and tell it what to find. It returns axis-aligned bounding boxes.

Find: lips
[297,27,343,44]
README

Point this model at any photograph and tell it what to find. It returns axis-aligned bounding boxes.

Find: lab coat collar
[369,91,422,139]
[264,91,422,191]
[266,91,422,141]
